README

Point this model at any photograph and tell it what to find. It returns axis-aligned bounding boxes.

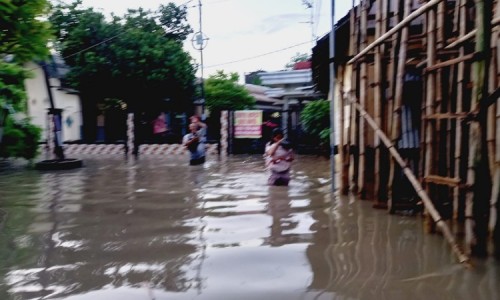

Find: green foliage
[49,1,196,111]
[0,117,42,161]
[0,0,49,160]
[204,71,256,112]
[300,99,330,144]
[0,0,51,62]
[285,52,311,69]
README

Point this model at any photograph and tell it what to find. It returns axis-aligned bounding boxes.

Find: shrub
[0,117,42,161]
[300,99,330,144]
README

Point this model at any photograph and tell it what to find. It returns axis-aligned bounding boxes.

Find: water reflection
[0,155,499,300]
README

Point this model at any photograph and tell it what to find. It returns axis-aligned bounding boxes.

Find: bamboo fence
[338,0,499,262]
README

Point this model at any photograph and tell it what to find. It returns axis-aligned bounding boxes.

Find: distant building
[24,56,82,143]
[244,64,323,149]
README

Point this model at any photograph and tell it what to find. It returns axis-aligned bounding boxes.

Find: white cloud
[60,0,353,79]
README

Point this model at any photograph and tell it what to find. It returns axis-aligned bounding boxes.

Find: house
[24,55,82,143]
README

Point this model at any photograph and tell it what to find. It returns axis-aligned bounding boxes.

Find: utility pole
[191,0,209,117]
[301,0,316,47]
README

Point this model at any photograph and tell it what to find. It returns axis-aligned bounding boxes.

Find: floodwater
[0,155,499,300]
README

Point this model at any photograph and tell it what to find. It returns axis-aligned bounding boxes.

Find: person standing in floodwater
[264,128,294,186]
[183,123,206,165]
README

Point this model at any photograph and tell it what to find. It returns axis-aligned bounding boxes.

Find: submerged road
[0,155,499,300]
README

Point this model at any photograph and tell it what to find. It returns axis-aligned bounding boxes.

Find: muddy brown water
[0,155,499,300]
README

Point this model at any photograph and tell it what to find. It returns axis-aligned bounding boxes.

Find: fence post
[126,113,134,156]
[220,110,228,157]
[46,111,55,160]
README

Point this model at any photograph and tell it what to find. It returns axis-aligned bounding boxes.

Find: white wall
[24,62,82,142]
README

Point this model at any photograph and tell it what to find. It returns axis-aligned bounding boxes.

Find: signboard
[234,110,262,138]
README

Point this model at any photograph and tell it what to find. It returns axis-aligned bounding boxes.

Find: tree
[204,70,255,112]
[285,52,311,69]
[49,1,197,140]
[300,99,330,144]
[203,70,255,140]
[0,0,50,160]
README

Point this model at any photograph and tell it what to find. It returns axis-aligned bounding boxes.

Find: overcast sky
[64,0,353,79]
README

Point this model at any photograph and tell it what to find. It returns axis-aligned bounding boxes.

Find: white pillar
[220,110,229,157]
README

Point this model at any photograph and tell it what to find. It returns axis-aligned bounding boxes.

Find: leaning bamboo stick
[348,0,445,65]
[425,53,475,71]
[348,93,470,265]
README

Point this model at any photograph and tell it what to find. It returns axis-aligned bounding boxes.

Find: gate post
[220,110,228,157]
[126,113,134,156]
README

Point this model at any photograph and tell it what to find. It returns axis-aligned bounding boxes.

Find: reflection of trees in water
[0,170,40,299]
[2,160,204,299]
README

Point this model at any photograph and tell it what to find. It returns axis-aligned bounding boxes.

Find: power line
[205,40,313,69]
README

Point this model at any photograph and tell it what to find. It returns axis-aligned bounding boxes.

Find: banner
[234,110,262,138]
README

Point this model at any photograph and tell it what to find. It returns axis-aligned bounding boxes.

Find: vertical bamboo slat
[338,64,346,195]
[358,0,369,198]
[424,7,437,233]
[465,0,493,257]
[388,0,412,212]
[453,0,467,226]
[385,0,400,204]
[349,3,360,193]
[373,0,384,207]
[490,0,500,257]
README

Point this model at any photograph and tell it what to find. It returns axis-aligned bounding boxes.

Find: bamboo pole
[490,0,500,257]
[358,0,369,199]
[437,0,445,50]
[338,64,346,195]
[373,0,384,207]
[348,0,444,65]
[425,54,475,71]
[388,0,412,212]
[423,7,437,233]
[465,0,493,257]
[386,0,400,205]
[350,3,360,193]
[453,0,468,227]
[453,0,461,34]
[344,1,357,195]
[347,93,470,265]
[435,0,448,226]
[386,0,400,159]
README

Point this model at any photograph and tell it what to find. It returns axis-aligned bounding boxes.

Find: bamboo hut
[313,0,499,262]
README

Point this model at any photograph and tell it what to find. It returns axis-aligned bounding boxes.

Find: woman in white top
[264,128,294,186]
